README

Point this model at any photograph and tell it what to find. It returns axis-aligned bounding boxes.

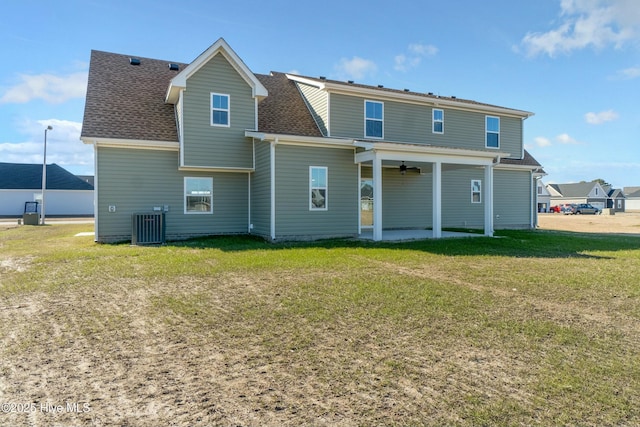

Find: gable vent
[129,58,141,66]
[168,63,179,71]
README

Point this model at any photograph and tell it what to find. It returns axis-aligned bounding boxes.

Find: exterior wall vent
[169,63,179,71]
[130,58,141,66]
[132,212,165,245]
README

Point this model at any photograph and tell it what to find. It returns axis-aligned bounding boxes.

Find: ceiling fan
[399,161,420,175]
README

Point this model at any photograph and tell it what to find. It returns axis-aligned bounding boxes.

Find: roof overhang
[245,131,354,149]
[166,38,268,104]
[81,136,179,151]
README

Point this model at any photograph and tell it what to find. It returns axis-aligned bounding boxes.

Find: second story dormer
[287,74,533,159]
[166,38,268,171]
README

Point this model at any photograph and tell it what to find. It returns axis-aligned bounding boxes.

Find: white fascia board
[285,74,327,90]
[82,137,179,151]
[244,131,353,148]
[494,163,541,172]
[354,141,508,166]
[166,38,268,104]
[287,75,533,119]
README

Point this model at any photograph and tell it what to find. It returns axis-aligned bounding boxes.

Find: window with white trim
[433,108,444,134]
[365,100,383,138]
[471,180,481,203]
[310,166,328,210]
[486,116,500,148]
[184,177,213,214]
[211,93,230,127]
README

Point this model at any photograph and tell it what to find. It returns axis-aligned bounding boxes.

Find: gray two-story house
[81,38,541,243]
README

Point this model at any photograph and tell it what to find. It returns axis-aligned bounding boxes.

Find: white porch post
[432,161,442,238]
[373,153,383,241]
[484,164,494,236]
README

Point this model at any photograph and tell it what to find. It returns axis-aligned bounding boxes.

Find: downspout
[270,138,277,241]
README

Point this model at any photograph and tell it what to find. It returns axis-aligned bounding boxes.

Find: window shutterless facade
[309,166,328,210]
[471,179,481,203]
[486,116,500,148]
[364,100,383,138]
[184,177,213,214]
[433,108,444,134]
[211,93,230,127]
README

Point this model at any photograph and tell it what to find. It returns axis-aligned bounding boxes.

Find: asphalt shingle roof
[0,163,94,190]
[81,50,187,141]
[548,182,602,198]
[81,48,542,170]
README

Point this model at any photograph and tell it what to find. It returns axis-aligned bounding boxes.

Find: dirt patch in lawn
[538,212,640,235]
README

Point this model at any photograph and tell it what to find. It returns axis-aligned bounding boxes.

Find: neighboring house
[80,38,542,243]
[624,187,640,212]
[606,187,626,212]
[546,181,625,212]
[537,180,551,213]
[0,162,94,217]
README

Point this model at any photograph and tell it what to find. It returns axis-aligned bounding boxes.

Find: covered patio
[355,141,509,241]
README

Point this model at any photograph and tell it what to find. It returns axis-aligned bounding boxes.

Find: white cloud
[556,133,582,144]
[585,109,619,124]
[0,119,93,174]
[535,136,553,147]
[0,71,87,104]
[334,57,377,80]
[615,66,640,79]
[395,43,438,72]
[521,0,640,57]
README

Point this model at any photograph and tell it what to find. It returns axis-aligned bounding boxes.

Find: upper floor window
[310,166,328,210]
[184,177,213,214]
[365,100,383,139]
[486,116,500,148]
[433,109,444,134]
[211,93,230,127]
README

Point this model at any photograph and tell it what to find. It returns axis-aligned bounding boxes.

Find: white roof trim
[81,137,179,151]
[166,38,268,104]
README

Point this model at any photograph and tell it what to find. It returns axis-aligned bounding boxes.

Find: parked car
[549,205,561,213]
[574,203,600,215]
[562,204,576,214]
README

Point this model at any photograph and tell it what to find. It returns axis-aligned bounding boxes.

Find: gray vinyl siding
[251,141,271,237]
[441,165,485,229]
[378,165,432,229]
[296,83,328,136]
[95,147,248,242]
[274,145,358,239]
[494,169,532,229]
[182,53,255,168]
[329,93,523,156]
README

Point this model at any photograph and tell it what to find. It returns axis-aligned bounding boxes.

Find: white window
[486,116,500,148]
[211,93,230,127]
[433,108,444,134]
[364,100,383,138]
[184,177,213,214]
[471,180,481,203]
[310,166,328,210]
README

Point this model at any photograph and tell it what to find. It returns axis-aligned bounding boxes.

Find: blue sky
[1,0,639,188]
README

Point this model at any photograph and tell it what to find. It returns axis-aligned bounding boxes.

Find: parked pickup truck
[573,203,600,215]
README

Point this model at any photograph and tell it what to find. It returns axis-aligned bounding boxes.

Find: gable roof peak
[166,38,267,103]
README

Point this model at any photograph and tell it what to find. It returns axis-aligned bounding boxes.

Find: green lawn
[1,224,639,426]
